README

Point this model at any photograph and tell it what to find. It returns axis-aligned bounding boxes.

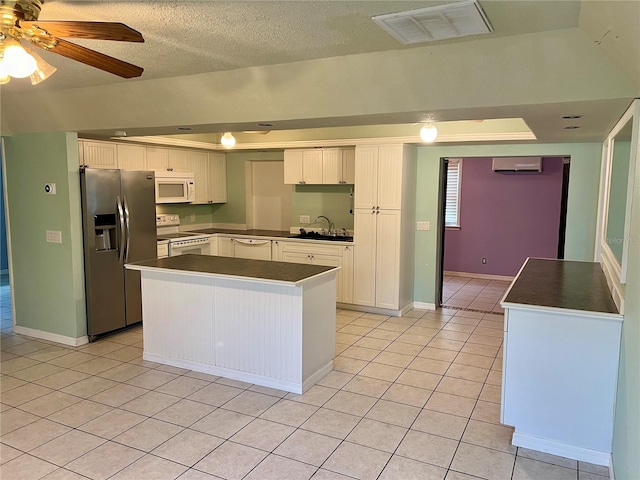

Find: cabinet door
[218,237,235,257]
[117,144,146,170]
[209,237,219,256]
[353,208,377,306]
[302,149,324,184]
[78,140,84,166]
[376,145,404,210]
[281,251,312,264]
[322,148,342,184]
[272,240,284,261]
[342,149,356,184]
[311,253,343,303]
[208,153,227,203]
[187,151,210,204]
[342,245,354,304]
[375,209,401,309]
[146,147,169,172]
[168,149,189,172]
[354,146,378,209]
[82,141,118,169]
[284,150,303,184]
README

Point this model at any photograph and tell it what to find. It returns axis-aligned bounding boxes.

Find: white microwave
[155,172,195,203]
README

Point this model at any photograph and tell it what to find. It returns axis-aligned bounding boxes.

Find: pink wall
[444,157,564,277]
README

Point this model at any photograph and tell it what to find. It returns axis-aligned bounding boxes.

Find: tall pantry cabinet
[353,144,416,312]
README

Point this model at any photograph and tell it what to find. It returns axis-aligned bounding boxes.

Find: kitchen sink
[288,233,353,242]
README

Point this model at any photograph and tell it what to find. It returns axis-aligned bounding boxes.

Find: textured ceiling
[0,0,638,143]
[3,0,583,92]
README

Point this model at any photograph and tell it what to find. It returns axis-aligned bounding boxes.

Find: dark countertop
[188,228,354,243]
[127,254,338,284]
[190,228,292,237]
[502,258,619,314]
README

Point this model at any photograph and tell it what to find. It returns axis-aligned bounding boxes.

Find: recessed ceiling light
[564,126,581,130]
[257,123,274,127]
[562,115,582,119]
[177,127,192,131]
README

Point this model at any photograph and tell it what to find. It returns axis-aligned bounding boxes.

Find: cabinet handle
[299,181,306,184]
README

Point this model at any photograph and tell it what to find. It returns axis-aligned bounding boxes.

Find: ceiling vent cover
[372,0,493,45]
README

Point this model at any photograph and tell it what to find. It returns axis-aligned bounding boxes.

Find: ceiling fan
[0,0,144,85]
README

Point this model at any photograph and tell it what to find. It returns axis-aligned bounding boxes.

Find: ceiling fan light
[1,42,38,78]
[420,123,438,142]
[221,132,236,148]
[29,50,57,85]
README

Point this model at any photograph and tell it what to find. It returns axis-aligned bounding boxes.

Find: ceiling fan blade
[21,21,144,42]
[39,38,143,78]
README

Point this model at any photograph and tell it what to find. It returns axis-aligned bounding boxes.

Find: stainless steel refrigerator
[80,167,156,340]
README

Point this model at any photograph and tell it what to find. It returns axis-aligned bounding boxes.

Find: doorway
[436,155,570,310]
[245,161,292,231]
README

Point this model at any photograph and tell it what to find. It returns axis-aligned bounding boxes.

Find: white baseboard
[512,432,610,466]
[445,270,515,282]
[12,325,89,347]
[609,456,615,480]
[143,352,331,395]
[413,302,437,311]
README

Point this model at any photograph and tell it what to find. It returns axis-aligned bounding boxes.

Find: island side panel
[502,307,622,463]
[141,271,215,365]
[213,278,303,387]
[302,272,337,390]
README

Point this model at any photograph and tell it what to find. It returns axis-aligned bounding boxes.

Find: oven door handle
[117,196,125,264]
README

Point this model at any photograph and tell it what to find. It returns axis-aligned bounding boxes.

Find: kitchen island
[500,258,622,466]
[126,254,338,394]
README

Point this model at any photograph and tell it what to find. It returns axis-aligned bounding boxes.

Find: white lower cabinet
[277,241,352,303]
[217,237,234,257]
[353,209,401,308]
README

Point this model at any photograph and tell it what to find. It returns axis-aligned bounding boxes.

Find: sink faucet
[315,215,334,235]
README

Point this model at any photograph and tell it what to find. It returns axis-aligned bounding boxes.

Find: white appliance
[232,238,272,260]
[155,172,195,203]
[156,214,211,256]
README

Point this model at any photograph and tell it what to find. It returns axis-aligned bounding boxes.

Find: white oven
[168,237,211,256]
[155,172,195,204]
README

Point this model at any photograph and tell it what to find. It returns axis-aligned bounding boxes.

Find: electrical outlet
[417,221,430,231]
[300,215,310,224]
[482,257,487,264]
[46,230,62,243]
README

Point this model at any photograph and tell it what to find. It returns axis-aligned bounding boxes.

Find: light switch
[300,215,310,224]
[46,230,62,243]
[417,221,430,231]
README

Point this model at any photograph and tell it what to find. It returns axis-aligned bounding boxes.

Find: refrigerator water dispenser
[94,214,116,251]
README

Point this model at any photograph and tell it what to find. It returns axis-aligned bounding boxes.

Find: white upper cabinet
[187,151,210,204]
[167,149,190,172]
[354,144,404,210]
[322,148,355,184]
[145,147,169,171]
[80,140,118,169]
[208,153,227,203]
[284,148,354,184]
[116,144,146,170]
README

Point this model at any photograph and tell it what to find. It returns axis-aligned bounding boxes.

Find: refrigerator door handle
[117,195,126,264]
[123,195,131,262]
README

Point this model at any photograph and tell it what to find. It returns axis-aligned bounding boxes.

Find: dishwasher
[233,238,272,260]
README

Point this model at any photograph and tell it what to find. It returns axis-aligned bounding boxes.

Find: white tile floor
[442,274,511,314]
[0,274,611,480]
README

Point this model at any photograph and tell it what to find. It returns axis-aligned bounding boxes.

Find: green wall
[291,185,354,231]
[3,132,87,338]
[612,125,640,480]
[413,142,602,304]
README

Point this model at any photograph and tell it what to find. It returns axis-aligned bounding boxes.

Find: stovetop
[157,232,203,241]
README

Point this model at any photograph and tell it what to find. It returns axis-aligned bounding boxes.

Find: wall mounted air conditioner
[492,156,542,173]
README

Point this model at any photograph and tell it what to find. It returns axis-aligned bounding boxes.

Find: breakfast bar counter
[126,254,338,393]
[500,258,622,466]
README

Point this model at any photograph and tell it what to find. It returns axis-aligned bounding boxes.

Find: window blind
[445,159,462,227]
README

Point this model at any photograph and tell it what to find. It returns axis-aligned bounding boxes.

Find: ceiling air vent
[372,0,493,45]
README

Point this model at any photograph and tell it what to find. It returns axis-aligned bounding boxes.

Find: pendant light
[420,122,438,142]
[221,132,236,148]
